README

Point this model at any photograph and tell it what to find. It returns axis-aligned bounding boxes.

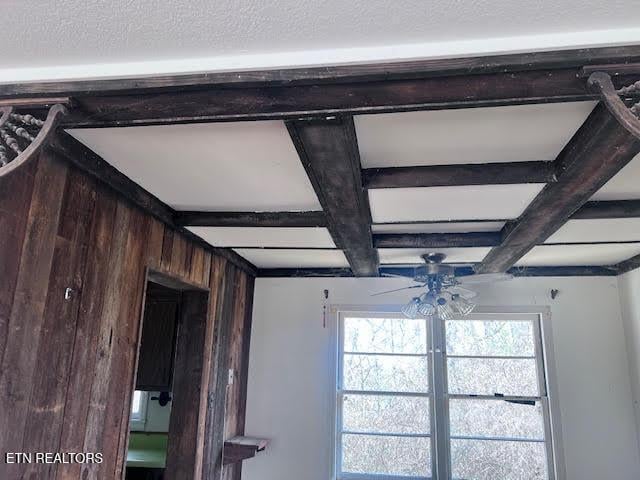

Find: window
[130,390,148,431]
[336,311,556,480]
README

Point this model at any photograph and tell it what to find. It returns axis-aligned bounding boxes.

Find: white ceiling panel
[378,247,491,264]
[356,102,596,168]
[188,227,335,248]
[591,153,640,200]
[545,219,640,244]
[68,121,320,211]
[369,184,544,222]
[234,249,348,269]
[372,222,505,234]
[516,243,640,266]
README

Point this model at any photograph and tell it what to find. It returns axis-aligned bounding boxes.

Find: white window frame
[336,311,433,480]
[334,305,565,480]
[130,390,149,431]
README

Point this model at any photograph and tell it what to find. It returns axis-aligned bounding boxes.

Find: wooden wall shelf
[223,436,268,465]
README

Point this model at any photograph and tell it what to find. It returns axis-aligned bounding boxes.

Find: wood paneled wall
[0,148,255,480]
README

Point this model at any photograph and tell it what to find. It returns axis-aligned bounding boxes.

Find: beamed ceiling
[3,46,640,277]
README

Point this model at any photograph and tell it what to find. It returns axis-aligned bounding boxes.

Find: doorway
[125,271,210,480]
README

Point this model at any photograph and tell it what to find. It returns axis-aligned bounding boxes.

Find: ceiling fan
[372,253,512,319]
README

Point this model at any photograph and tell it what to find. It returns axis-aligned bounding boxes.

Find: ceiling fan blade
[457,273,513,285]
[370,284,425,297]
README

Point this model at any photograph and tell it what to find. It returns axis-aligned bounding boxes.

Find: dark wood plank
[56,182,118,480]
[0,162,36,364]
[175,210,327,227]
[109,211,156,480]
[224,272,249,480]
[287,117,378,276]
[165,290,210,480]
[0,152,68,480]
[203,261,239,480]
[571,200,640,219]
[194,256,224,480]
[363,161,556,189]
[20,166,96,479]
[373,232,501,248]
[235,275,255,448]
[1,46,638,97]
[79,202,133,479]
[477,104,640,273]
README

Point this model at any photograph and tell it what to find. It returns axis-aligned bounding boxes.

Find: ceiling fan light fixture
[401,297,422,319]
[417,299,436,316]
[451,294,476,316]
[436,301,455,321]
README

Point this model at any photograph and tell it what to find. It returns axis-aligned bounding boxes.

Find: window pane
[447,358,538,396]
[344,316,427,354]
[451,439,547,480]
[449,399,545,440]
[343,394,430,434]
[342,433,431,477]
[131,390,142,416]
[446,320,535,357]
[344,354,429,393]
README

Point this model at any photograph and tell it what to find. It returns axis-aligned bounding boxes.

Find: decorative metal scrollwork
[0,103,67,178]
[588,72,640,139]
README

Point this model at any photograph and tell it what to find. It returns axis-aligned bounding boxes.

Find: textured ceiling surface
[1,0,639,82]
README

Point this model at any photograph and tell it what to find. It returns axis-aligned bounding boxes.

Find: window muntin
[336,312,555,480]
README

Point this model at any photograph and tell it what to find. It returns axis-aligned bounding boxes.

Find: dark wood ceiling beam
[363,161,556,189]
[476,103,640,273]
[287,116,378,276]
[571,199,640,219]
[57,69,640,128]
[47,131,258,276]
[616,254,640,274]
[175,210,327,227]
[373,232,501,248]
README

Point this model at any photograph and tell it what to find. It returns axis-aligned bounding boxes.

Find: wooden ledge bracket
[223,436,268,465]
[588,71,640,139]
[0,103,67,178]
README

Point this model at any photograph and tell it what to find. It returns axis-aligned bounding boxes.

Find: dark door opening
[125,272,209,480]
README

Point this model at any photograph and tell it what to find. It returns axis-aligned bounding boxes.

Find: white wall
[243,276,640,480]
[618,268,640,452]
